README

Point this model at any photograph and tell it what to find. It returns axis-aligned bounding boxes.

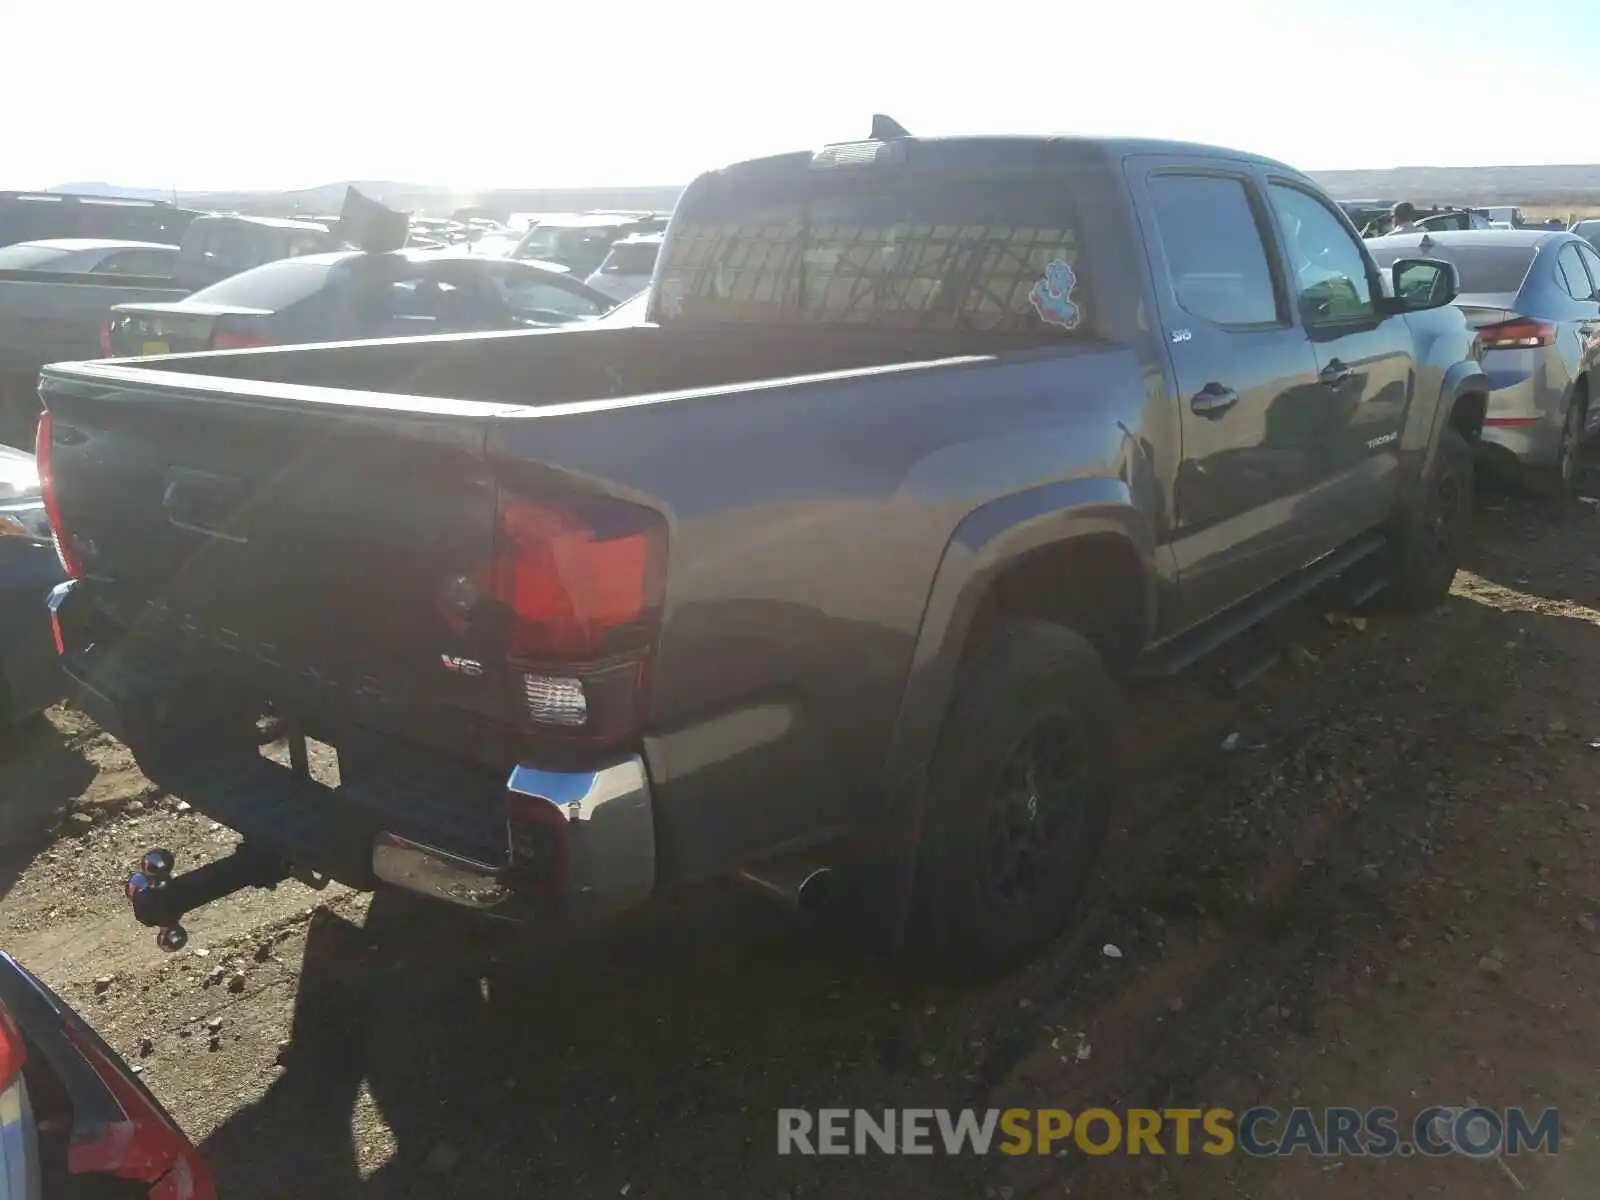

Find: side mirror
[1387,257,1458,313]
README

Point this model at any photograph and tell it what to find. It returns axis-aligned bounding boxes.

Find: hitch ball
[143,848,176,881]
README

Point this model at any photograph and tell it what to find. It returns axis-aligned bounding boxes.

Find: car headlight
[0,456,50,542]
[0,496,50,542]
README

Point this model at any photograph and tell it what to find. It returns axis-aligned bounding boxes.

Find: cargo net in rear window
[658,221,1086,337]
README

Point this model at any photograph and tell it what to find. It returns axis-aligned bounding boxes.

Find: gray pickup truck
[36,129,1488,977]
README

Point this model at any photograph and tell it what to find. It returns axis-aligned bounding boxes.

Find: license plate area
[139,340,170,357]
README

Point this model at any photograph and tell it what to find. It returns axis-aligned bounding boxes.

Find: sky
[7,0,1597,192]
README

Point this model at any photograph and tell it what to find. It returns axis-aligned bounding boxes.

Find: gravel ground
[2,482,1598,1199]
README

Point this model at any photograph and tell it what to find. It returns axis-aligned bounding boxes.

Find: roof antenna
[870,113,911,140]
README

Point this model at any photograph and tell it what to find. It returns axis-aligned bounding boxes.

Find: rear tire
[905,620,1125,980]
[1379,428,1473,613]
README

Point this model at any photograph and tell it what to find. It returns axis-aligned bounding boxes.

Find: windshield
[186,257,336,309]
[0,243,73,271]
[513,225,624,273]
[600,242,660,275]
[656,173,1087,341]
[1368,243,1536,295]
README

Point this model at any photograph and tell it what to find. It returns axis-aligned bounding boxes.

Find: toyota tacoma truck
[34,127,1488,977]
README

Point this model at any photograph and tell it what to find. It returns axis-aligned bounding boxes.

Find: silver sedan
[1370,228,1600,493]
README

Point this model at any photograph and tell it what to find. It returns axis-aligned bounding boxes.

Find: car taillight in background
[34,410,82,578]
[1477,316,1557,349]
[98,317,113,357]
[0,1005,23,1094]
[209,329,274,350]
[443,491,667,748]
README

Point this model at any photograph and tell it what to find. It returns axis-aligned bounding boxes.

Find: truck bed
[81,320,1014,409]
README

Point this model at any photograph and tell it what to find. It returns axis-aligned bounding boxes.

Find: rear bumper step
[48,579,658,924]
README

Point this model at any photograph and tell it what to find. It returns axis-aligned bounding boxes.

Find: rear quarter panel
[485,345,1156,880]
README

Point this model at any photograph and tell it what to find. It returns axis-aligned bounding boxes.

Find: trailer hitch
[124,845,292,952]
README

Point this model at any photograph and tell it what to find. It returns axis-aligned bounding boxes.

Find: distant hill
[178,181,685,218]
[46,182,175,201]
[57,161,1600,220]
[1308,163,1600,207]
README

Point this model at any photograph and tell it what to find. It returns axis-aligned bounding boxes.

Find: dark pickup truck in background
[36,129,1488,976]
[0,191,202,251]
[0,214,336,444]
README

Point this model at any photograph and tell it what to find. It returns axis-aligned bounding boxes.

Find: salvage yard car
[0,950,215,1198]
[1368,228,1600,494]
[35,125,1488,979]
[103,248,617,355]
[0,240,179,278]
[0,445,63,728]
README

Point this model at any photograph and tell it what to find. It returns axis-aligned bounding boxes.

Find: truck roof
[1366,228,1568,250]
[710,133,1307,181]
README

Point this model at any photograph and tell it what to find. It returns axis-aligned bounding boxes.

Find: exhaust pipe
[736,857,834,914]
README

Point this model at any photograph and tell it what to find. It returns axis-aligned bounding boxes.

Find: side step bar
[1135,531,1387,679]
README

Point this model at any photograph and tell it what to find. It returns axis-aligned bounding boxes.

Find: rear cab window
[186,258,336,309]
[656,172,1089,343]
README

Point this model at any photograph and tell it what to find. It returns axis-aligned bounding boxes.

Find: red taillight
[454,492,666,744]
[208,330,273,350]
[64,1023,216,1199]
[98,318,114,357]
[1477,316,1556,349]
[34,411,83,578]
[493,497,662,661]
[0,1006,24,1094]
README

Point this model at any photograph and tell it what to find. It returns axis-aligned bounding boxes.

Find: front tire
[906,620,1125,980]
[1380,428,1473,613]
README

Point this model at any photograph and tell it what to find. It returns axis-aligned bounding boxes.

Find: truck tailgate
[40,367,512,757]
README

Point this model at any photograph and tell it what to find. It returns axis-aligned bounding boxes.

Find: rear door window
[1557,244,1594,301]
[1146,174,1280,327]
[1577,243,1600,295]
[489,266,609,322]
[347,263,482,333]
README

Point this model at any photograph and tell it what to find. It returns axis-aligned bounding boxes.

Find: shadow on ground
[0,714,98,901]
[196,505,1600,1200]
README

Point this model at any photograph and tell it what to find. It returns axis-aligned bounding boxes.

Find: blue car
[0,444,65,726]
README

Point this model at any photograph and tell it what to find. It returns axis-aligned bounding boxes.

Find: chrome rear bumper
[370,754,657,921]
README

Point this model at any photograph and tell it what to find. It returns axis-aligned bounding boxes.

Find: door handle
[1190,383,1239,418]
[1319,359,1355,388]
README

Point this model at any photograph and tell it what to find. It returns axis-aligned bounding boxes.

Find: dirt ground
[3,479,1599,1199]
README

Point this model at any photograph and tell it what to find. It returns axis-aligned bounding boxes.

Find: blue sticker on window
[1029,259,1082,329]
